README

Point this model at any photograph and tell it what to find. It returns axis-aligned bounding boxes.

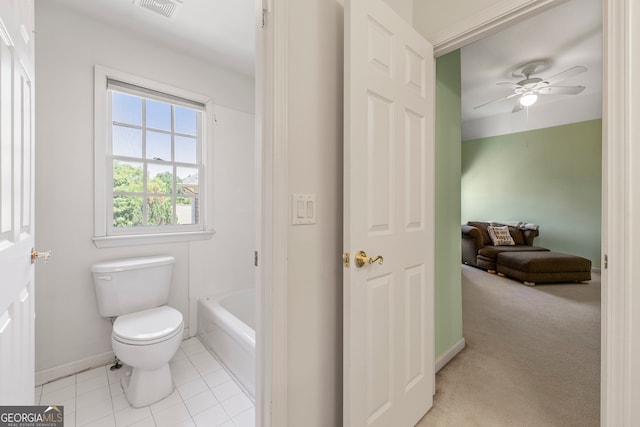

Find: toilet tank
[91,255,175,317]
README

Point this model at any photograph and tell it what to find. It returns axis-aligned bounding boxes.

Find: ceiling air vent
[135,0,184,20]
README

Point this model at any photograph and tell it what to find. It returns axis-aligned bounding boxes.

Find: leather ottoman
[496,251,592,286]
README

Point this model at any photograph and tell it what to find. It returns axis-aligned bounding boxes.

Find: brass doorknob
[354,250,384,268]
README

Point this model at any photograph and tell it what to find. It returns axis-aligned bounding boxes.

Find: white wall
[189,106,255,331]
[286,0,344,425]
[34,2,254,383]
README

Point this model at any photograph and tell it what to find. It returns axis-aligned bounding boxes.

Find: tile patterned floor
[34,337,254,427]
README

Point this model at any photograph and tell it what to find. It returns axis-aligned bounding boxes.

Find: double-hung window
[94,67,212,247]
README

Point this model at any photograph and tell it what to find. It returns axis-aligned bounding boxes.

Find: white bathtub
[197,288,255,399]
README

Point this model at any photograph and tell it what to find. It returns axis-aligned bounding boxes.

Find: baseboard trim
[435,337,466,373]
[36,327,192,386]
[35,351,114,386]
[592,268,601,273]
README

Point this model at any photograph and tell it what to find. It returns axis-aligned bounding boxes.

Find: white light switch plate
[292,193,316,225]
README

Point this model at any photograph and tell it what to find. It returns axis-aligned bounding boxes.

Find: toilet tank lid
[90,255,175,273]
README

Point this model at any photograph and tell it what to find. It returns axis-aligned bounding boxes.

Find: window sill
[92,230,215,248]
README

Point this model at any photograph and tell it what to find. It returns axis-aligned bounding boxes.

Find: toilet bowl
[112,306,184,407]
[91,256,183,407]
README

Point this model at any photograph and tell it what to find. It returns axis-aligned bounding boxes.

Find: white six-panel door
[344,0,435,426]
[0,0,35,404]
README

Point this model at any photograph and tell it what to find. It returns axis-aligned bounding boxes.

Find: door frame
[259,0,630,426]
[256,0,289,426]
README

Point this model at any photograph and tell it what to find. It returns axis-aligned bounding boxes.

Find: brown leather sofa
[461,221,549,272]
[462,221,592,285]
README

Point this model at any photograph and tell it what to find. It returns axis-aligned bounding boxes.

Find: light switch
[292,193,316,225]
[306,201,314,218]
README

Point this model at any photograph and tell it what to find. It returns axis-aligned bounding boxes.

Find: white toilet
[91,255,184,407]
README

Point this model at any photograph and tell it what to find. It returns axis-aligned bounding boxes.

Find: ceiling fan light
[520,93,538,107]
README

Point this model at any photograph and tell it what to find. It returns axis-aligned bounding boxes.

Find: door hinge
[255,250,259,267]
[604,253,608,269]
[343,252,350,268]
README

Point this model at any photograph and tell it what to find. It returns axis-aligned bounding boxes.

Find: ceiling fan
[474,61,587,113]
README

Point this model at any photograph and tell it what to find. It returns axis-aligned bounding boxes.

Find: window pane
[177,167,198,195]
[113,195,143,228]
[148,164,174,194]
[175,136,197,164]
[112,92,142,126]
[146,131,171,161]
[113,125,142,158]
[147,196,174,225]
[175,106,197,135]
[106,81,204,236]
[113,161,143,192]
[176,197,198,225]
[146,99,171,131]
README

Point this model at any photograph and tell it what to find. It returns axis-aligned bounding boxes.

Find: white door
[343,0,435,426]
[0,0,36,404]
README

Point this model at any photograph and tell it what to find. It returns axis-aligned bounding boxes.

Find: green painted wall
[435,50,463,357]
[461,120,602,268]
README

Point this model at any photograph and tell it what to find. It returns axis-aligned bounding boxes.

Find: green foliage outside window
[113,162,196,228]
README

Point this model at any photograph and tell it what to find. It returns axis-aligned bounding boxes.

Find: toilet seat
[113,306,183,346]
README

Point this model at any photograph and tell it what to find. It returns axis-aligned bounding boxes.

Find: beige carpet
[417,265,601,427]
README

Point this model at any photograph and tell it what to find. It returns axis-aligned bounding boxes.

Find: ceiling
[47,0,601,138]
[47,0,255,77]
[461,0,602,140]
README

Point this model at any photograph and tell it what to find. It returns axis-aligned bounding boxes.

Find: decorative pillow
[487,225,515,246]
[491,222,525,245]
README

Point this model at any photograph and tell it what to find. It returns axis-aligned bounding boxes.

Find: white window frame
[93,65,214,248]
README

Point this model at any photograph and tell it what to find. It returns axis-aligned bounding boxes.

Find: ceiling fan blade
[543,66,587,84]
[538,85,586,95]
[496,82,520,89]
[474,92,519,109]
